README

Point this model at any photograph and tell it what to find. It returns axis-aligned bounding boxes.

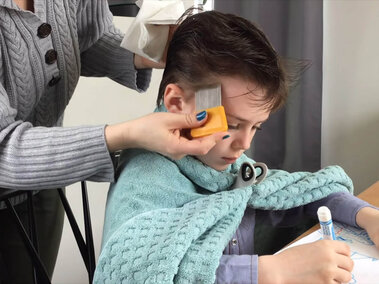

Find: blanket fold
[94,149,353,283]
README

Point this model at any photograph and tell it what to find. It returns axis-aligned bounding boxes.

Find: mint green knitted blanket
[94,149,353,283]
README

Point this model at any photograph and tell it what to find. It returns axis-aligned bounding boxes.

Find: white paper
[278,222,379,284]
[121,0,185,62]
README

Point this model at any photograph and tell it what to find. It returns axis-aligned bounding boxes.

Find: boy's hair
[157,10,288,112]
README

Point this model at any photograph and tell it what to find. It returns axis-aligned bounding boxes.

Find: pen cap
[317,206,332,222]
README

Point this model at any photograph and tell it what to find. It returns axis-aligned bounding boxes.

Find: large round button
[45,50,57,64]
[48,76,61,87]
[37,23,52,38]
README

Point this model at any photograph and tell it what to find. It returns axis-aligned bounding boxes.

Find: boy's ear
[163,83,193,113]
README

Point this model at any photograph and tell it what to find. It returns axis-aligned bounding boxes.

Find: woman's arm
[0,84,114,190]
[104,112,227,159]
[77,0,152,91]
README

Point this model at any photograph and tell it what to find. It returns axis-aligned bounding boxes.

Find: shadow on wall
[332,115,379,195]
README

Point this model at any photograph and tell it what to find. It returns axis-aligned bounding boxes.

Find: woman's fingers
[169,131,228,159]
[164,111,208,128]
[161,111,229,159]
[105,112,228,159]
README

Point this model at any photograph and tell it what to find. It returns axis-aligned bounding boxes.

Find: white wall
[53,16,162,284]
[322,1,379,194]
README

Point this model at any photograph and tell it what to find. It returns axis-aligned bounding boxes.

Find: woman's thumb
[166,111,208,129]
[183,111,208,128]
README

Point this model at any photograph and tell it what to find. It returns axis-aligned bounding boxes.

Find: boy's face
[196,76,270,170]
[164,76,271,171]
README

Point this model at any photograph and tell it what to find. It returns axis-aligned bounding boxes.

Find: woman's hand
[356,206,379,249]
[134,25,176,69]
[258,240,353,284]
[105,111,228,160]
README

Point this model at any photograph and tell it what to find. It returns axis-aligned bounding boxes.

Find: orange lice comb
[190,85,228,138]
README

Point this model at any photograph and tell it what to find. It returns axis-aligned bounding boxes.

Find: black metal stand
[0,183,95,284]
[0,251,10,284]
[4,197,50,284]
[57,183,95,282]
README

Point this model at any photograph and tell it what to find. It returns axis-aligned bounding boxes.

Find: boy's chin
[195,156,230,171]
[209,163,229,171]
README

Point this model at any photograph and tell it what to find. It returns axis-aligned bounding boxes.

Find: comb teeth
[195,85,221,111]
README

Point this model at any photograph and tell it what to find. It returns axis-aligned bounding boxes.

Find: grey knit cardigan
[0,0,151,206]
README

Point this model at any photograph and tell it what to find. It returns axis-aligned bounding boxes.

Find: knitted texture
[0,0,151,202]
[94,149,353,283]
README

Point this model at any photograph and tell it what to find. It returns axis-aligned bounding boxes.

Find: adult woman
[0,0,226,282]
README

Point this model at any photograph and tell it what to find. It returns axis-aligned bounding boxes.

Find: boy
[95,11,379,283]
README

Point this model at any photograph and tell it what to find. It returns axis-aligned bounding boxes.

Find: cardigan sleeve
[0,83,115,190]
[76,0,152,92]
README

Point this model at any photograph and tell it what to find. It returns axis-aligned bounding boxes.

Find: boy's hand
[258,240,353,284]
[356,206,379,249]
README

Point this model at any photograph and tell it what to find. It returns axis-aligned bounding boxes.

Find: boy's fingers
[334,264,353,283]
[333,241,351,256]
[336,254,354,273]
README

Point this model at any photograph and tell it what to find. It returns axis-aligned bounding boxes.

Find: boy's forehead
[220,77,270,121]
[220,76,262,96]
[223,96,270,123]
[220,77,265,103]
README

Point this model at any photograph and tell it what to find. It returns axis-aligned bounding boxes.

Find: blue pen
[317,206,336,240]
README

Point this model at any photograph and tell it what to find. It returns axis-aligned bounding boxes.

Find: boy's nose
[233,132,253,151]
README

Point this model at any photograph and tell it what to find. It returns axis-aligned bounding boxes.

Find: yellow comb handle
[190,106,228,138]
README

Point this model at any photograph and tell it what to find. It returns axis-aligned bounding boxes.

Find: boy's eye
[228,124,263,131]
[227,124,239,130]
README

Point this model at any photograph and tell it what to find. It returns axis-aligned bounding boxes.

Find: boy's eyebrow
[227,113,268,124]
[226,90,252,99]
